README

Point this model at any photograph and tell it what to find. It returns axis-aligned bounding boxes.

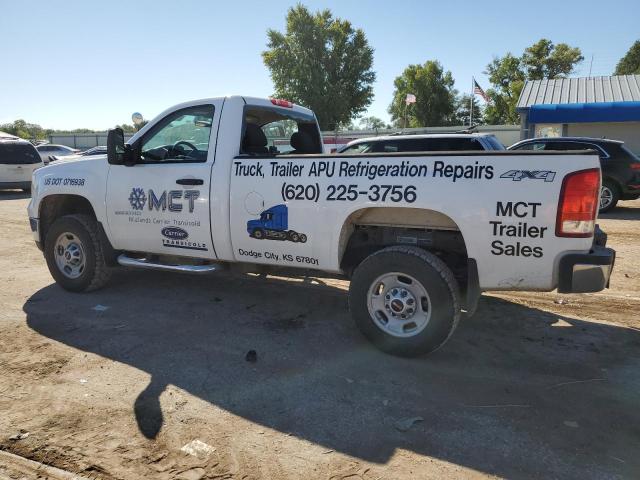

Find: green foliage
[483,53,524,124]
[455,94,484,126]
[388,61,457,127]
[484,39,583,124]
[0,119,46,140]
[262,4,375,130]
[614,40,640,75]
[116,123,138,133]
[521,39,583,80]
[359,116,387,130]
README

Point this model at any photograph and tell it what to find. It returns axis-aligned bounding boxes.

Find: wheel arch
[336,206,479,314]
[336,206,465,264]
[38,194,117,264]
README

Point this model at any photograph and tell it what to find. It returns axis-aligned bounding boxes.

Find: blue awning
[528,101,640,123]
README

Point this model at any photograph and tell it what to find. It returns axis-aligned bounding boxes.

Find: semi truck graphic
[246,204,307,243]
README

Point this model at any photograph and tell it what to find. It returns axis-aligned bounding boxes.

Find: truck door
[105,103,221,258]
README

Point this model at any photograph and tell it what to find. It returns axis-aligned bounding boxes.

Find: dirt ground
[0,192,639,480]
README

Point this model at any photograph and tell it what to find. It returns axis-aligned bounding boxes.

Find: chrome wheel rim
[54,232,86,279]
[367,272,431,338]
[600,186,613,210]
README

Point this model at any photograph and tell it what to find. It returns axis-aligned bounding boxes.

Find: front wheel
[44,214,112,292]
[349,246,461,357]
[599,180,619,213]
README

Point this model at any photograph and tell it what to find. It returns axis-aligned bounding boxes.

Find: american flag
[473,79,490,102]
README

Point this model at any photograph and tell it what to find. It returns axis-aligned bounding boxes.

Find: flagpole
[470,77,474,126]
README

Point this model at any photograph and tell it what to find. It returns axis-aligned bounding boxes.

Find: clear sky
[1,0,638,130]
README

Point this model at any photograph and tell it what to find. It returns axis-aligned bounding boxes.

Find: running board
[117,254,220,274]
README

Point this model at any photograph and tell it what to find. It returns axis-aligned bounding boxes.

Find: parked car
[79,146,107,156]
[0,137,43,192]
[48,146,109,163]
[508,137,640,212]
[337,133,505,154]
[36,144,79,163]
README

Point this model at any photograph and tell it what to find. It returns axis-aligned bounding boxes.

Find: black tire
[349,246,461,357]
[599,180,619,213]
[298,233,307,243]
[288,231,299,242]
[44,214,112,292]
[252,228,264,240]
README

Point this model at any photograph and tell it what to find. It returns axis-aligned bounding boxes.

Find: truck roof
[128,96,316,145]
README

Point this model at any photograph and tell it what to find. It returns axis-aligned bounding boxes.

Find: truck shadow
[24,270,640,478]
[599,203,640,220]
[0,190,30,200]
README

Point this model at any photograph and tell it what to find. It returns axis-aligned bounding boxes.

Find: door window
[342,142,373,153]
[514,142,546,151]
[140,105,214,163]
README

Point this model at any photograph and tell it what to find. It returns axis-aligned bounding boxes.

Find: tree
[388,61,457,127]
[483,53,525,124]
[359,116,386,130]
[484,39,583,124]
[615,40,640,75]
[521,39,583,80]
[454,94,484,126]
[262,5,375,130]
[116,124,138,133]
[0,119,46,140]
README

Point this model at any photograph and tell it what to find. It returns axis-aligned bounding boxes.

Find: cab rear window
[0,142,41,164]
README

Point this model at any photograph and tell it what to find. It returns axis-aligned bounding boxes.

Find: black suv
[338,133,505,154]
[509,137,640,212]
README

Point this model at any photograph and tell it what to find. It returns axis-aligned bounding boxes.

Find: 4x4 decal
[500,170,556,182]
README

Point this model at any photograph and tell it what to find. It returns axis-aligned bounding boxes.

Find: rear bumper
[557,246,615,293]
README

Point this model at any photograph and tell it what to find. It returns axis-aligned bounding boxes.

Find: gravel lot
[1,191,639,479]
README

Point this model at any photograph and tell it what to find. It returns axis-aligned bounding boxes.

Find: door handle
[176,178,203,186]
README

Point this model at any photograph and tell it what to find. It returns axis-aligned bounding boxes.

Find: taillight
[556,168,600,238]
[270,98,294,108]
[630,163,640,170]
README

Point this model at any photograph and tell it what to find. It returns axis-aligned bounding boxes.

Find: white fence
[48,124,521,150]
[48,133,135,149]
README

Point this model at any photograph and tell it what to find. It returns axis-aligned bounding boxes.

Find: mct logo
[128,188,200,213]
[500,170,556,182]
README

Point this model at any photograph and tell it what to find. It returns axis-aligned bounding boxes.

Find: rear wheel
[599,180,619,213]
[252,228,264,240]
[288,231,299,242]
[349,246,461,357]
[44,214,111,292]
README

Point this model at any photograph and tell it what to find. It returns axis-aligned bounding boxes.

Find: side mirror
[107,128,125,165]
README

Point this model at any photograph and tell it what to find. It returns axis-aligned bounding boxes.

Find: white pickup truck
[28,96,615,356]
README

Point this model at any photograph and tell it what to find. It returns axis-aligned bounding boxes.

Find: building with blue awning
[517,75,640,153]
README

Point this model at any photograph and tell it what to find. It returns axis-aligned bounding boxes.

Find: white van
[0,137,43,192]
